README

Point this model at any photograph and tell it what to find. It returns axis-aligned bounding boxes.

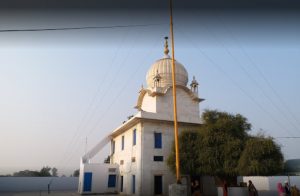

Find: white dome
[146,56,189,88]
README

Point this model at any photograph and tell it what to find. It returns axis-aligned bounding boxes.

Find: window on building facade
[154,132,162,148]
[133,129,136,146]
[132,175,136,194]
[131,157,136,162]
[111,140,115,154]
[121,135,124,150]
[153,156,164,162]
[120,160,124,165]
[108,168,116,172]
[108,174,116,188]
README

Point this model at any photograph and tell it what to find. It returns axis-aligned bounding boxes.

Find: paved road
[0,191,121,196]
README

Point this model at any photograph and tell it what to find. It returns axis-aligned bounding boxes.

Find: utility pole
[85,137,87,155]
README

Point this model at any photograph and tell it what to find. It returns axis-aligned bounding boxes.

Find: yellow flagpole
[169,0,181,184]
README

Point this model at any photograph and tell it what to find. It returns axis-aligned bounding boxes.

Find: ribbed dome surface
[146,56,188,88]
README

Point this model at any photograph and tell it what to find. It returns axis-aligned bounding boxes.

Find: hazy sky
[0,0,300,175]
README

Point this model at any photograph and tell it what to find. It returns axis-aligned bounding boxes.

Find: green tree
[197,110,249,178]
[167,110,283,182]
[167,131,200,175]
[73,169,80,177]
[238,136,284,175]
[39,166,52,177]
[13,170,40,177]
[51,167,58,177]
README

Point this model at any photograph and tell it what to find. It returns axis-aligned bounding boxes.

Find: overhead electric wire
[213,13,300,133]
[86,36,141,136]
[55,28,131,171]
[52,24,166,173]
[58,29,139,171]
[51,24,164,171]
[275,137,300,139]
[177,28,297,138]
[61,36,162,171]
[0,23,167,33]
[58,27,162,170]
[9,19,298,170]
[194,21,299,136]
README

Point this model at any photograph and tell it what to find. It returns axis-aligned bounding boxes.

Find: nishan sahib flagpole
[169,0,181,184]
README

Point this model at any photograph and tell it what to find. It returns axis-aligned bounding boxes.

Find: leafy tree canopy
[167,131,201,176]
[167,110,284,180]
[39,166,51,177]
[13,166,57,177]
[13,170,40,177]
[51,167,58,177]
[238,136,284,176]
[73,169,80,177]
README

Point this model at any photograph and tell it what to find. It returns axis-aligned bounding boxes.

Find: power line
[56,25,162,171]
[60,38,161,172]
[58,32,162,172]
[275,137,300,139]
[55,29,130,171]
[177,28,297,138]
[213,12,300,134]
[203,23,299,136]
[0,23,166,33]
[58,29,138,171]
[55,27,134,171]
[56,27,132,167]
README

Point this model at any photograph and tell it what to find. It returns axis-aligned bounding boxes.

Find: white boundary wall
[238,176,300,196]
[0,177,78,192]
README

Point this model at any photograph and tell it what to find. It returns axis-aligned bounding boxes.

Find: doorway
[154,175,163,195]
[83,172,92,192]
[120,176,123,192]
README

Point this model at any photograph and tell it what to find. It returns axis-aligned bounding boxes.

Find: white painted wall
[217,187,248,196]
[141,88,201,124]
[141,121,176,196]
[143,122,166,195]
[110,123,142,195]
[141,121,201,196]
[158,88,200,123]
[141,94,157,113]
[78,163,118,194]
[109,119,200,196]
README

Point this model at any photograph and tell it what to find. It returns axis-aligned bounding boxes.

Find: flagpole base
[169,183,187,196]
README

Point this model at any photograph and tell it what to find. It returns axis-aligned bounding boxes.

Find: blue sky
[0,9,299,175]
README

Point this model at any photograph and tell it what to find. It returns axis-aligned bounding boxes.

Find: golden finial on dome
[164,36,169,55]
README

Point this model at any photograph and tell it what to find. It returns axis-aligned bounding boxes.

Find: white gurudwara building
[78,37,204,195]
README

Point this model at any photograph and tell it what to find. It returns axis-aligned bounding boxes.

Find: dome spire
[190,76,199,94]
[164,36,170,57]
[153,70,162,87]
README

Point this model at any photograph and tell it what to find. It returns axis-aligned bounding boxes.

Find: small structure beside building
[78,162,119,194]
[78,37,204,195]
[285,159,300,176]
[237,176,300,196]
